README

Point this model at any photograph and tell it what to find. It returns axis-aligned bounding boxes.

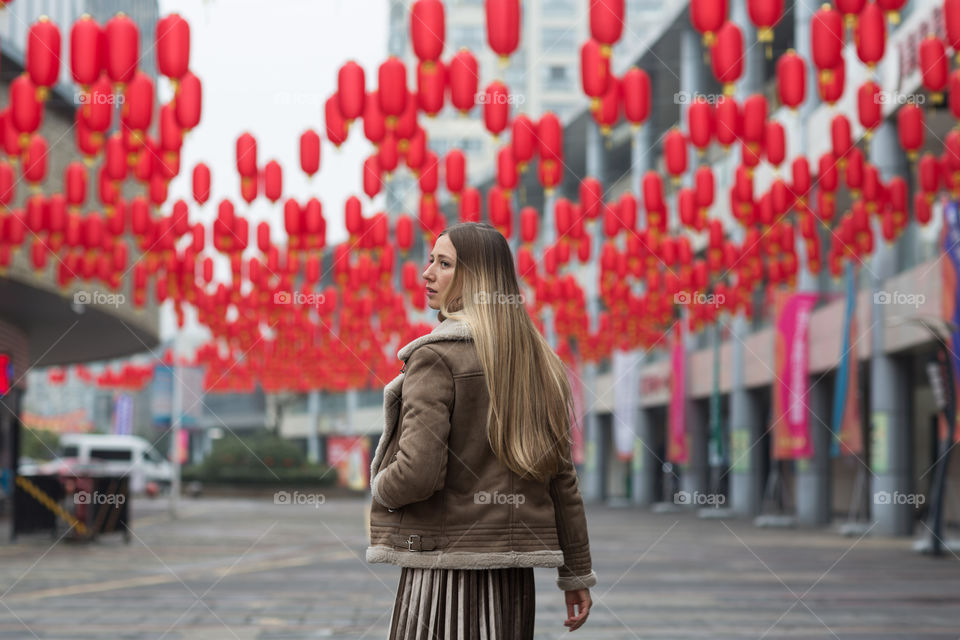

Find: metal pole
[169,345,182,518]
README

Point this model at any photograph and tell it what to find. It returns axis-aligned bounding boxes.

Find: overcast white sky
[157,0,389,341]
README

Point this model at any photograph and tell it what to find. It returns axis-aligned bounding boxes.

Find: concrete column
[796,377,833,525]
[632,406,658,504]
[792,0,830,525]
[307,391,320,464]
[581,119,605,503]
[728,0,765,517]
[679,399,709,499]
[346,389,358,435]
[868,121,913,536]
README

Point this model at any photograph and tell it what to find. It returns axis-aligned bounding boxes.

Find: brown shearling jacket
[366,317,597,591]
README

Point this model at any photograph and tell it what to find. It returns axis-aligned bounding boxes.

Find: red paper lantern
[460,187,481,221]
[537,112,563,161]
[538,158,562,193]
[363,155,382,199]
[747,0,783,55]
[857,81,882,134]
[483,81,510,138]
[406,126,427,172]
[300,129,320,177]
[325,95,348,147]
[917,154,939,203]
[592,75,620,135]
[337,61,366,120]
[175,71,202,130]
[589,0,624,53]
[10,75,44,138]
[235,132,257,178]
[711,21,744,94]
[830,114,852,160]
[156,13,190,81]
[580,177,603,220]
[664,128,688,181]
[363,91,386,145]
[621,67,651,126]
[855,2,885,68]
[511,115,536,166]
[776,50,805,109]
[193,162,211,205]
[811,6,844,79]
[817,57,845,104]
[690,0,728,47]
[378,57,407,117]
[263,160,282,203]
[792,156,811,201]
[643,171,665,215]
[445,149,465,194]
[497,145,518,192]
[741,94,767,152]
[844,147,865,193]
[913,190,932,225]
[714,96,740,147]
[486,0,520,62]
[22,134,48,185]
[449,50,479,114]
[27,18,61,92]
[410,0,445,63]
[394,91,418,140]
[687,98,714,153]
[694,165,715,209]
[419,151,439,193]
[396,215,414,250]
[765,121,786,168]
[417,59,446,116]
[105,13,140,86]
[122,71,155,132]
[897,103,924,160]
[70,16,102,87]
[520,206,538,243]
[919,35,949,99]
[580,39,611,102]
[818,152,839,193]
[65,162,87,207]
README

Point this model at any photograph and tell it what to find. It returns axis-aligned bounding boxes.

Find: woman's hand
[563,588,591,631]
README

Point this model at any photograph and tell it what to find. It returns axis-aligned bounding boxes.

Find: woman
[367,222,596,638]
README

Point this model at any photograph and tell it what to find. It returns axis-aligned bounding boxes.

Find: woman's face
[423,234,457,311]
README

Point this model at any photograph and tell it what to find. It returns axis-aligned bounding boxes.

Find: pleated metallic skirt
[388,566,535,640]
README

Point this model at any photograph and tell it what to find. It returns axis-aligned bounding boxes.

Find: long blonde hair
[437,222,574,483]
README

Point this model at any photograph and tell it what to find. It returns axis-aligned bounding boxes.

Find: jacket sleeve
[370,346,454,510]
[549,439,598,591]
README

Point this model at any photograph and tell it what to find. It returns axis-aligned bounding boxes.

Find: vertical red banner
[667,323,688,464]
[772,291,818,460]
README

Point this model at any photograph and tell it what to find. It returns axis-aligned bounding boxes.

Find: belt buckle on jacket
[406,534,421,551]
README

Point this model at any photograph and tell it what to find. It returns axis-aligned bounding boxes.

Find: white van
[57,434,173,495]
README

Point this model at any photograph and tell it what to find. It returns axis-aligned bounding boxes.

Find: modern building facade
[514,0,960,539]
[0,0,162,515]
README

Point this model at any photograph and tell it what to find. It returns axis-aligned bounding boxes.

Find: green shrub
[183,430,336,486]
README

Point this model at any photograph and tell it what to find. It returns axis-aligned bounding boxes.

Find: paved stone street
[1,494,959,639]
